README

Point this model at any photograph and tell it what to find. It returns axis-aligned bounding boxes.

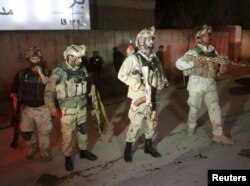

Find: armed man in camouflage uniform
[175,25,234,144]
[45,44,97,171]
[10,47,53,161]
[118,26,169,162]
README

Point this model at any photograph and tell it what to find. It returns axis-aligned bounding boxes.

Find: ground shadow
[222,77,250,136]
[87,97,131,150]
[228,78,250,96]
[154,86,190,146]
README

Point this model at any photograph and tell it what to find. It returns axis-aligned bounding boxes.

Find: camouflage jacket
[45,61,89,109]
[176,44,219,92]
[118,51,168,100]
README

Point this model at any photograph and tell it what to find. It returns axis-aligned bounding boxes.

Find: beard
[138,43,154,56]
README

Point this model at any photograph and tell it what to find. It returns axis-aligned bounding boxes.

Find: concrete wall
[0,28,249,100]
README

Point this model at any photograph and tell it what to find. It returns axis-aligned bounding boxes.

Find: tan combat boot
[26,143,38,159]
[212,134,234,145]
[40,148,53,161]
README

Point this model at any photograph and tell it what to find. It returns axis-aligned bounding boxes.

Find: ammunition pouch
[77,123,87,135]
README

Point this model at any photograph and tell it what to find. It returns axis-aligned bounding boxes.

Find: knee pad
[77,123,87,134]
[20,131,33,141]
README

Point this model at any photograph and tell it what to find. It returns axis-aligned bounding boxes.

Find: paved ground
[0,65,249,186]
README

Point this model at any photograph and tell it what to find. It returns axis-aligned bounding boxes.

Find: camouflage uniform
[45,61,89,156]
[10,47,52,160]
[20,105,52,150]
[118,26,169,162]
[45,44,97,171]
[175,25,234,144]
[176,44,223,136]
[118,52,168,142]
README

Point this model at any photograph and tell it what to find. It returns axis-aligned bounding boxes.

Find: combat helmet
[195,25,213,42]
[135,26,156,47]
[63,44,86,59]
[26,47,43,64]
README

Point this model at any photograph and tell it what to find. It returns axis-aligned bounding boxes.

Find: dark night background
[155,0,250,30]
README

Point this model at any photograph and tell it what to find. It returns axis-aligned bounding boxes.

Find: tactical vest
[55,65,88,100]
[191,46,218,78]
[135,53,166,110]
[19,67,50,107]
[135,53,165,89]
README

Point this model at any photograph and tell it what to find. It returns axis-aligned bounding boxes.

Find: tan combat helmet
[135,26,156,47]
[26,47,43,64]
[195,24,213,42]
[63,44,86,59]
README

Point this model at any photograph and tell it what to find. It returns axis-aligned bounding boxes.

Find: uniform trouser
[60,106,87,157]
[126,102,157,143]
[20,105,52,149]
[187,90,223,136]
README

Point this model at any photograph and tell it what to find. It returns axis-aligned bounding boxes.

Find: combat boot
[124,142,132,162]
[65,156,73,171]
[212,134,234,145]
[144,139,161,158]
[26,143,38,160]
[80,150,98,161]
[40,148,53,161]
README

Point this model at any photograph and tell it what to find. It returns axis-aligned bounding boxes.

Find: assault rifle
[91,87,110,135]
[10,101,21,149]
[141,65,158,127]
[183,54,248,67]
[141,66,152,120]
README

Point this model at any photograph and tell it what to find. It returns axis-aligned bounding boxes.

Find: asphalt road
[0,74,249,186]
